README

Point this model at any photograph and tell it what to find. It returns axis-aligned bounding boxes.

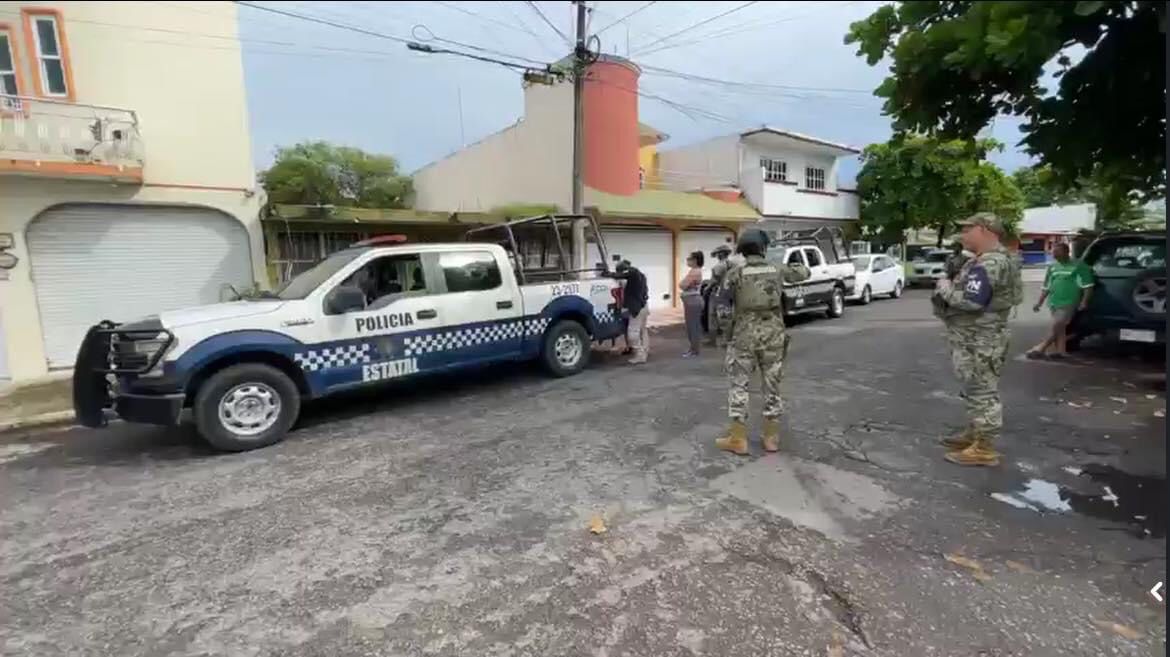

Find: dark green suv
[1068,232,1165,348]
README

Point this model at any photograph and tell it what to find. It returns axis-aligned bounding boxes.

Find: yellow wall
[638,144,660,188]
[0,2,263,383]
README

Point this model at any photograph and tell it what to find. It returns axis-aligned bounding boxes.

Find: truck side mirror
[326,285,367,315]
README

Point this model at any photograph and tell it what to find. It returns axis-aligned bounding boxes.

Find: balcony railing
[0,95,144,181]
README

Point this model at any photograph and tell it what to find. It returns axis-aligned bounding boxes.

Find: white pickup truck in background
[766,226,856,319]
[73,215,624,452]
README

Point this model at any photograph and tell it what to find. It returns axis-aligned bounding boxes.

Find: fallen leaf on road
[1110,397,1128,404]
[1039,396,1053,402]
[1154,409,1165,418]
[588,513,608,535]
[1067,401,1090,408]
[1093,619,1142,640]
[944,553,992,582]
[1123,382,1138,389]
[1146,394,1157,400]
[1005,560,1037,574]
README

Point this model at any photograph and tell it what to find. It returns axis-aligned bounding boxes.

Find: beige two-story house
[0,1,264,385]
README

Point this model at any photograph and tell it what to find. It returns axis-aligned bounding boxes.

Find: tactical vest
[734,262,784,312]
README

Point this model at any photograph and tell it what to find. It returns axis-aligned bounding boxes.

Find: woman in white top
[679,250,705,357]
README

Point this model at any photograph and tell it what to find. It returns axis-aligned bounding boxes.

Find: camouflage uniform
[714,236,810,455]
[933,240,1020,464]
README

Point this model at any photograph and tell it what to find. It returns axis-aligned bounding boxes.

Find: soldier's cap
[711,244,732,256]
[957,212,1005,236]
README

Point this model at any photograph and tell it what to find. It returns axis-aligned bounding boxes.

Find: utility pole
[571,0,588,271]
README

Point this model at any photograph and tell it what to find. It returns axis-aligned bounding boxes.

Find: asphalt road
[1,287,1165,657]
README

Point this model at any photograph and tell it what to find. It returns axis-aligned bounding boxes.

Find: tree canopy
[260,141,413,209]
[856,136,1023,245]
[846,1,1166,201]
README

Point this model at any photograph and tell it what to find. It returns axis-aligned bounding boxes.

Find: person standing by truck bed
[614,260,650,364]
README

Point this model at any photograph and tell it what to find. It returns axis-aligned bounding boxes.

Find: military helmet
[735,228,770,256]
[711,243,732,257]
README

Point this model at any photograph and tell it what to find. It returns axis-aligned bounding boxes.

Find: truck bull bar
[72,321,175,428]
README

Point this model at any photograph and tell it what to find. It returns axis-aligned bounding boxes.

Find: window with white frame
[30,14,68,97]
[805,166,826,190]
[760,157,787,183]
[0,31,18,96]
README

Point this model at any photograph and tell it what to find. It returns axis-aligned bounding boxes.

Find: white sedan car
[848,254,905,304]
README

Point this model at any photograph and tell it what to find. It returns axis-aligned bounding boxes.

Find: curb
[0,410,77,436]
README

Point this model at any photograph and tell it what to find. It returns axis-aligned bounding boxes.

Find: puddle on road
[991,465,1167,538]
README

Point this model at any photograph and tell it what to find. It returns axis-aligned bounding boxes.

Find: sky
[238,1,1035,186]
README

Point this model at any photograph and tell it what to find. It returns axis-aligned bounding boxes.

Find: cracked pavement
[0,286,1165,656]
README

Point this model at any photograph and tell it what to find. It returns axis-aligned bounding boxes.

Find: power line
[640,64,875,96]
[631,1,759,55]
[525,0,572,46]
[635,1,864,58]
[593,1,657,35]
[234,1,413,45]
[411,25,551,66]
[497,1,563,58]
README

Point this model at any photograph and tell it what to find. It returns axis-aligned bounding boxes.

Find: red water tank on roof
[583,56,641,197]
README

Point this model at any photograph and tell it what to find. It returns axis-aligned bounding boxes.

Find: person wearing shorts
[1027,243,1094,360]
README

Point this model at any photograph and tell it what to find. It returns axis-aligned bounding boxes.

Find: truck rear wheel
[541,320,590,377]
[194,363,301,452]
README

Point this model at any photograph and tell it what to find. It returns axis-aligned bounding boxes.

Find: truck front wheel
[542,320,590,377]
[194,363,301,452]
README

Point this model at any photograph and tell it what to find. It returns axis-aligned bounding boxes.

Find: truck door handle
[416,309,437,320]
[496,300,513,310]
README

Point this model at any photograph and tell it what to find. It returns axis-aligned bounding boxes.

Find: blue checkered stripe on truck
[403,317,550,356]
[293,343,373,372]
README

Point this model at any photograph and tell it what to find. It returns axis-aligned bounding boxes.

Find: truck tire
[542,319,590,377]
[193,363,301,452]
[826,286,845,318]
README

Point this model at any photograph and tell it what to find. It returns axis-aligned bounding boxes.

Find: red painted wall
[583,58,640,196]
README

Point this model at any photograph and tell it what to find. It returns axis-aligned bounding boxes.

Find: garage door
[678,229,734,282]
[602,228,673,310]
[27,204,253,368]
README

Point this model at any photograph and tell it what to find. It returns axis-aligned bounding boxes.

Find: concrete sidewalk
[0,375,74,433]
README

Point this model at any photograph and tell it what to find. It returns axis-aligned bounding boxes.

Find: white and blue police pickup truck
[73,215,625,452]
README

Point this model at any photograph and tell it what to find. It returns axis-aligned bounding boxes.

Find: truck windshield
[277,250,364,300]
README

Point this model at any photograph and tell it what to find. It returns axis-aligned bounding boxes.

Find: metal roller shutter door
[27,204,253,368]
[601,228,674,310]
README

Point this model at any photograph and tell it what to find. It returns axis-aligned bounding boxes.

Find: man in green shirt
[1027,243,1094,360]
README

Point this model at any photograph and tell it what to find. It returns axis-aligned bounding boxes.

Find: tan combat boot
[940,426,976,451]
[944,437,1001,467]
[715,420,749,456]
[761,418,781,453]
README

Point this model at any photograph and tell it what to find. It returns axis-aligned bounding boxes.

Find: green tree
[260,141,413,208]
[846,1,1166,202]
[856,135,1022,246]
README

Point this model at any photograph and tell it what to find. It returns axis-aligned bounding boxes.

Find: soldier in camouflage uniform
[932,213,1023,467]
[705,243,739,347]
[713,228,811,455]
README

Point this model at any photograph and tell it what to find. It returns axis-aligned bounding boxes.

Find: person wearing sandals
[680,251,705,358]
[1027,243,1093,361]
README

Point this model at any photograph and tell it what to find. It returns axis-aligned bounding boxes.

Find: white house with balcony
[656,126,861,234]
[0,1,264,385]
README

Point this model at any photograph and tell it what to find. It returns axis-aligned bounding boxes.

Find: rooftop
[585,187,760,222]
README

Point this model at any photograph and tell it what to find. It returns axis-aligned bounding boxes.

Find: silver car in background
[908,249,952,287]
